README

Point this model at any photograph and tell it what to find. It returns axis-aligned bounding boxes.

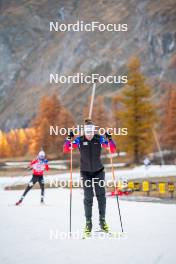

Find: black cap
[84,118,93,125]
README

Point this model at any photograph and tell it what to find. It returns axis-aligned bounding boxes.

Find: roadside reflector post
[151,182,157,192]
[134,182,140,192]
[127,181,134,192]
[159,182,166,197]
[168,182,175,198]
[142,181,150,196]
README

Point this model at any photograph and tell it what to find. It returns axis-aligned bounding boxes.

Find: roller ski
[15,198,23,206]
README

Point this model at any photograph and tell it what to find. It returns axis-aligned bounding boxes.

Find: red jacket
[30,159,49,176]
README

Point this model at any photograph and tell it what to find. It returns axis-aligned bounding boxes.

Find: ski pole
[69,140,73,237]
[88,81,97,119]
[108,143,124,233]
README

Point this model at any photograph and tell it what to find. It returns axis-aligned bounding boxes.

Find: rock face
[0,0,176,130]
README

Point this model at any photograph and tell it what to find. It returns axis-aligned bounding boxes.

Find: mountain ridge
[0,0,176,130]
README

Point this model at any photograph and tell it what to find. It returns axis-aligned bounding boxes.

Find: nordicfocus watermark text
[49,177,123,189]
[50,21,128,32]
[49,229,126,240]
[49,125,128,136]
[50,73,127,84]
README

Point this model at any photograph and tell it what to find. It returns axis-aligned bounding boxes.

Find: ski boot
[83,219,92,238]
[99,217,109,233]
[15,199,23,206]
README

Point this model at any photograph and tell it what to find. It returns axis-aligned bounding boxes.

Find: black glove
[67,131,74,140]
[105,132,112,140]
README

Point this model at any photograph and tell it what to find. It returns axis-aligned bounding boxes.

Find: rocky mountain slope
[0,0,176,130]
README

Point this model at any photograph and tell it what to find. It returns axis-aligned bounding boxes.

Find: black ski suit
[22,175,44,198]
[64,134,114,220]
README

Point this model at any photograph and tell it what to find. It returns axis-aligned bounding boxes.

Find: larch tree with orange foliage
[0,131,11,158]
[111,94,124,150]
[118,57,156,164]
[16,129,28,156]
[30,94,74,158]
[161,86,176,151]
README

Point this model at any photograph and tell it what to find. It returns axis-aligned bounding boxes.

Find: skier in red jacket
[15,151,49,205]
